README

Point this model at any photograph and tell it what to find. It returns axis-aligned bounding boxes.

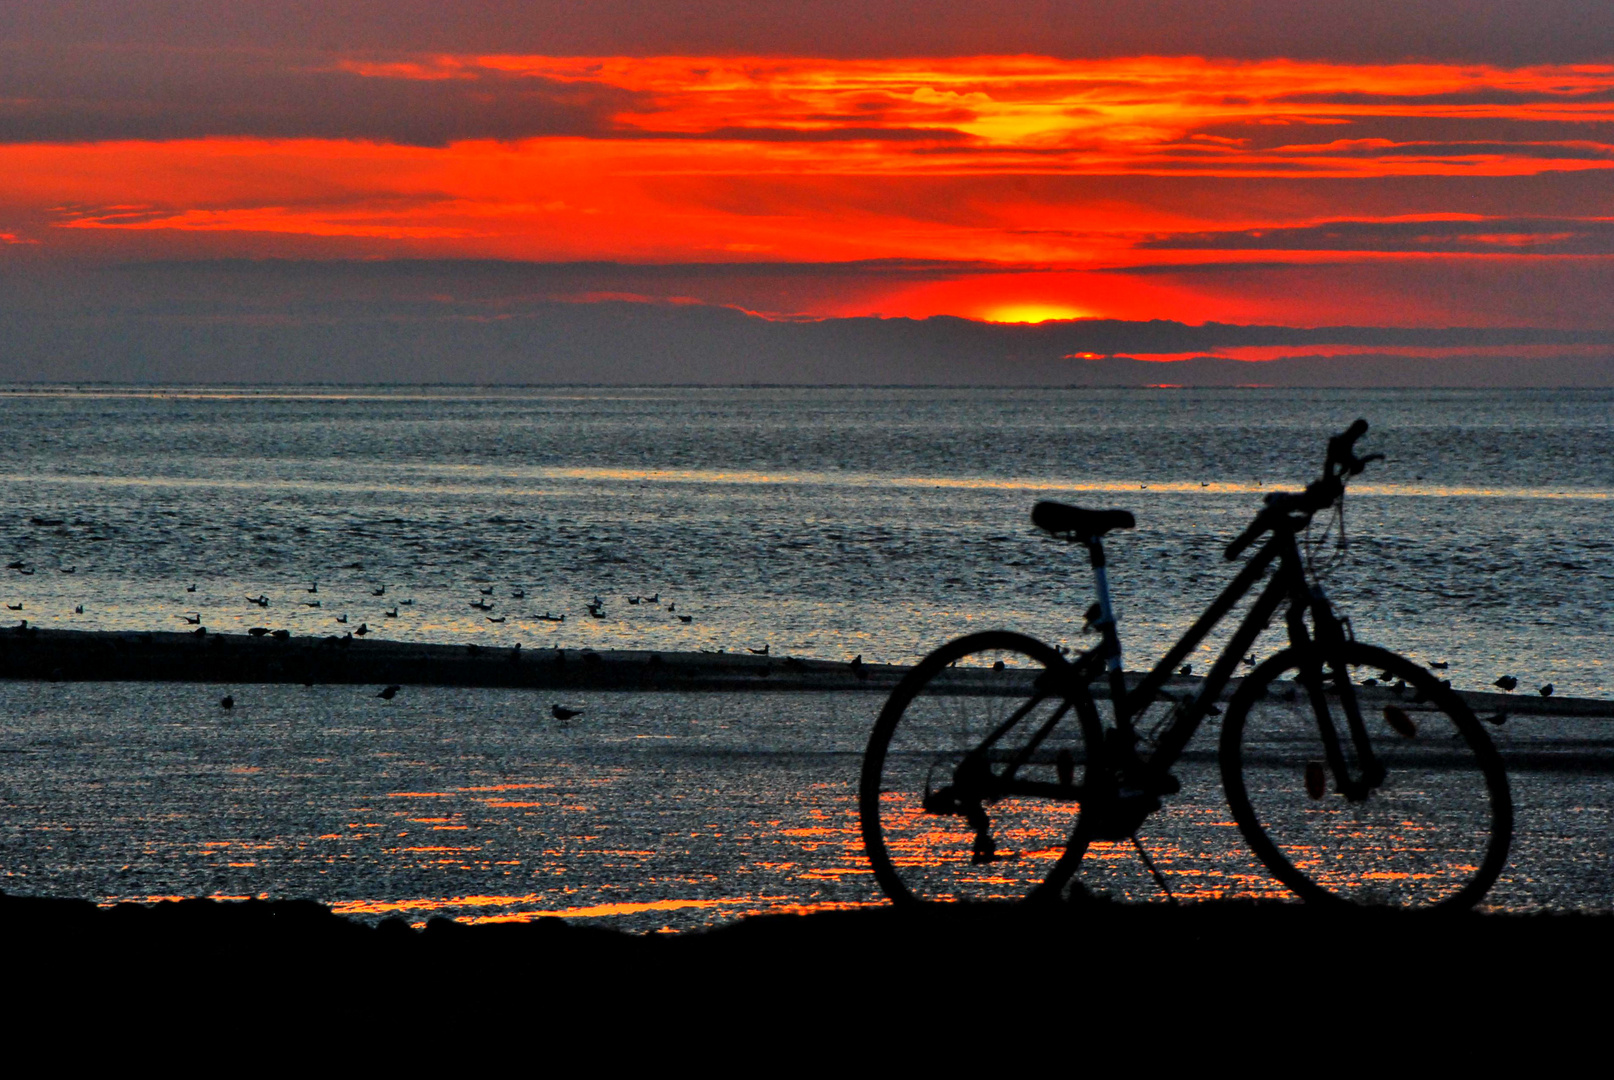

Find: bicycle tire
[860,631,1101,904]
[1221,642,1512,910]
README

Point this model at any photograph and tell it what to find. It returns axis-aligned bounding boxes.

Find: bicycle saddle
[1032,501,1136,542]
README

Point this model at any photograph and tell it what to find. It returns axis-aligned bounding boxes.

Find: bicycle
[859,420,1513,910]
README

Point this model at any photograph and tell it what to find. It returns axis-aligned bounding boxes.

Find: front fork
[1291,587,1386,800]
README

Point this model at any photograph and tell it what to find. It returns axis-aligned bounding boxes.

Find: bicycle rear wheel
[860,632,1100,904]
[1221,643,1512,909]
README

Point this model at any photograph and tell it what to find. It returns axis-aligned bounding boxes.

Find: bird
[354,623,369,636]
[539,612,565,622]
[551,704,581,721]
[748,645,770,656]
[384,607,398,617]
[5,603,21,611]
[308,582,318,593]
[1494,675,1517,691]
[588,605,606,619]
[1178,664,1192,676]
[471,599,493,611]
[646,593,659,603]
[479,586,495,596]
[371,585,385,597]
[1242,654,1256,667]
[271,629,290,640]
[677,614,693,624]
[399,598,413,606]
[247,627,269,637]
[73,605,83,614]
[1384,705,1417,737]
[511,589,525,599]
[186,583,197,593]
[59,566,75,574]
[219,695,234,710]
[4,561,22,570]
[628,596,641,605]
[303,600,321,608]
[376,685,400,700]
[667,603,676,613]
[487,616,506,623]
[335,614,348,624]
[176,613,201,625]
[248,594,269,608]
[1430,661,1449,670]
[1539,683,1554,698]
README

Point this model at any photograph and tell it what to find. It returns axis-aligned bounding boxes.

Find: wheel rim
[1227,646,1509,909]
[866,637,1092,903]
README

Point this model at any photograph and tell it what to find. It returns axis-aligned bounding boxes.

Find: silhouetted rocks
[5,890,1608,1001]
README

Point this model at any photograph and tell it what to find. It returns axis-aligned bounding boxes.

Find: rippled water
[0,386,1610,922]
[2,386,1611,694]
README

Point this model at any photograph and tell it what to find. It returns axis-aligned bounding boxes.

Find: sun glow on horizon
[981,303,1090,324]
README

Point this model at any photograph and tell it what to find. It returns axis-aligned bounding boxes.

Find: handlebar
[1223,419,1382,561]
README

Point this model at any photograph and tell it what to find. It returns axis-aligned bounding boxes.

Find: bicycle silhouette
[860,421,1513,910]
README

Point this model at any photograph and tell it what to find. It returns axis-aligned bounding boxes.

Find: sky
[3,2,1613,382]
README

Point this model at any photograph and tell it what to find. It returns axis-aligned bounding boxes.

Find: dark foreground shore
[2,626,1607,716]
[7,891,1611,1014]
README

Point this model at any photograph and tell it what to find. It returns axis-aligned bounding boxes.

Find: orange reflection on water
[332,893,742,923]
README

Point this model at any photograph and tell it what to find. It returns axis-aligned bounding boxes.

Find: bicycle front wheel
[1221,643,1512,909]
[860,632,1100,904]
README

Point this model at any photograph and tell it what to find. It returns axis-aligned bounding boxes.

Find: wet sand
[2,627,1608,717]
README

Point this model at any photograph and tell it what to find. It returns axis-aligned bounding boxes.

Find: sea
[0,386,1610,925]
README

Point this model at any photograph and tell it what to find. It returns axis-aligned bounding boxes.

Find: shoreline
[0,626,1608,716]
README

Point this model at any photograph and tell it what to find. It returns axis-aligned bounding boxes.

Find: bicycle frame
[1059,519,1386,798]
[966,519,1379,809]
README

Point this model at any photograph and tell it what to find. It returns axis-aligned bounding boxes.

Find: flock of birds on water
[1,555,1571,713]
[4,558,771,727]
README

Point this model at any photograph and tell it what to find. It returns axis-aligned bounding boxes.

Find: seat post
[1086,539,1127,708]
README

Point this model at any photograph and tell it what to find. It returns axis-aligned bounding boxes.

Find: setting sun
[982,304,1089,324]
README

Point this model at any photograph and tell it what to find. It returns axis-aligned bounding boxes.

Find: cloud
[6,2,1614,64]
[1139,216,1614,254]
[0,45,644,146]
